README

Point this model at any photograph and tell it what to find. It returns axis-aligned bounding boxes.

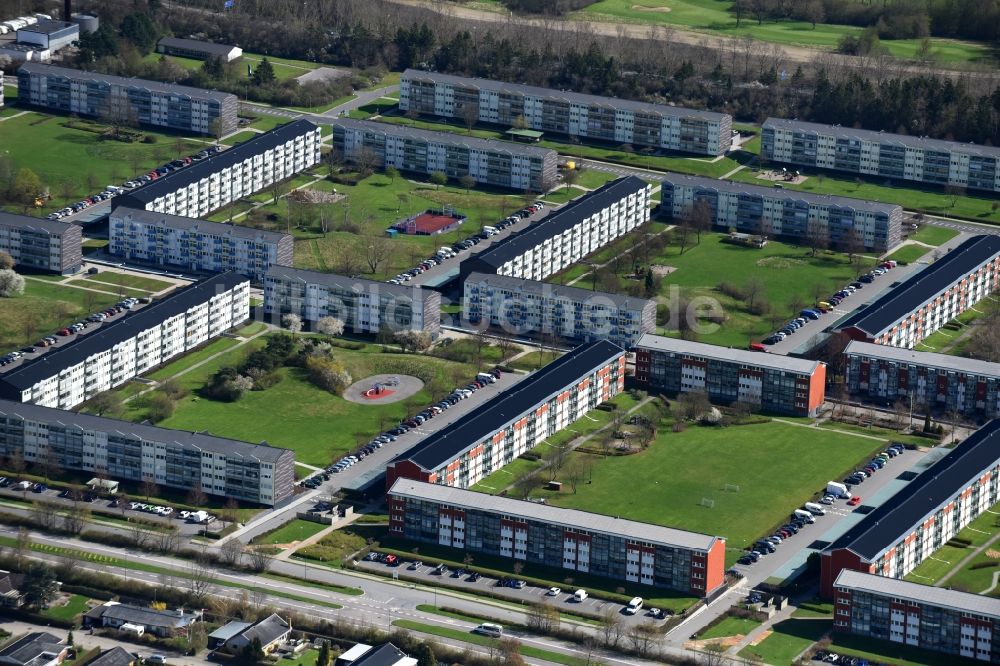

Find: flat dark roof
[112,207,291,244]
[19,20,77,36]
[390,340,624,472]
[113,119,319,207]
[157,37,239,56]
[826,420,1000,561]
[837,235,1000,337]
[466,176,647,271]
[0,211,77,236]
[349,643,410,666]
[0,273,247,391]
[332,118,555,159]
[18,62,233,103]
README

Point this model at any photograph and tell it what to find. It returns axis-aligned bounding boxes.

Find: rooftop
[845,341,1000,378]
[157,37,240,56]
[389,340,624,472]
[332,118,555,159]
[18,62,234,103]
[112,207,292,244]
[390,478,722,552]
[0,273,248,391]
[114,119,319,207]
[466,272,653,311]
[0,211,78,235]
[89,603,195,629]
[232,613,289,647]
[661,173,902,215]
[0,633,64,666]
[764,117,1000,160]
[265,266,436,303]
[466,176,649,271]
[87,647,136,666]
[348,643,416,666]
[635,334,824,375]
[18,20,77,35]
[835,569,1000,618]
[837,235,1000,337]
[404,69,730,122]
[208,622,251,642]
[0,398,291,463]
[826,420,1000,561]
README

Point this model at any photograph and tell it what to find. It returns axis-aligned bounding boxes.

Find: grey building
[660,173,903,252]
[0,212,82,274]
[17,62,238,136]
[400,69,732,156]
[461,176,652,282]
[219,614,291,655]
[833,570,1000,663]
[0,399,295,505]
[110,207,293,282]
[633,334,827,417]
[845,341,1000,419]
[0,633,66,666]
[463,272,655,348]
[330,118,557,192]
[388,479,727,597]
[157,37,243,62]
[264,266,441,337]
[16,20,78,51]
[113,120,322,217]
[762,117,1000,194]
[84,604,201,638]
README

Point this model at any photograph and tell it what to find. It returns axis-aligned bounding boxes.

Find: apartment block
[386,340,625,490]
[463,272,654,348]
[156,37,242,62]
[633,334,826,416]
[330,118,557,192]
[846,341,1000,419]
[0,399,294,505]
[114,120,322,218]
[264,266,441,337]
[388,479,726,597]
[659,174,903,252]
[0,212,82,274]
[17,62,238,135]
[0,274,250,410]
[461,176,651,282]
[400,69,732,156]
[110,207,293,282]
[821,420,1000,597]
[837,235,1000,348]
[762,118,1000,194]
[833,571,1000,663]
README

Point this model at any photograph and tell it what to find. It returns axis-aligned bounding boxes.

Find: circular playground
[343,374,424,405]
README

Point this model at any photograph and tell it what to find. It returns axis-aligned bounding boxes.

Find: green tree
[429,171,447,190]
[644,268,655,297]
[385,166,400,184]
[243,637,265,664]
[21,563,58,610]
[252,58,277,86]
[412,643,437,666]
[316,641,331,666]
[10,168,43,213]
[120,13,158,54]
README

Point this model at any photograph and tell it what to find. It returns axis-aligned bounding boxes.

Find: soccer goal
[724,484,741,493]
[700,498,715,508]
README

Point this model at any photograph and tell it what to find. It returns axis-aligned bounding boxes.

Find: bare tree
[185,561,217,604]
[806,218,829,257]
[361,233,392,274]
[687,199,714,243]
[355,147,379,177]
[246,546,273,573]
[220,537,245,567]
[599,607,625,647]
[62,505,90,535]
[140,478,159,500]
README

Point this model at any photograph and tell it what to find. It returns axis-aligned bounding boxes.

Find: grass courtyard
[255,519,327,545]
[738,618,830,664]
[538,420,889,563]
[904,502,1000,591]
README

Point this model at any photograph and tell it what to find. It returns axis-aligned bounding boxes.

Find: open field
[909,226,960,246]
[295,525,383,566]
[0,279,122,354]
[255,519,327,545]
[729,168,1000,225]
[540,420,888,563]
[738,618,830,664]
[84,272,176,293]
[0,112,206,210]
[242,52,322,81]
[698,615,761,640]
[575,0,992,63]
[118,336,478,466]
[885,244,931,264]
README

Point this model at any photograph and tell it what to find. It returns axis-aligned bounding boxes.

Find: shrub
[305,354,352,395]
[141,134,158,143]
[144,392,175,423]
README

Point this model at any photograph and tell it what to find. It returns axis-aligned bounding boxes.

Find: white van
[475,623,503,637]
[573,589,588,602]
[793,509,816,523]
[804,502,826,516]
[625,597,643,614]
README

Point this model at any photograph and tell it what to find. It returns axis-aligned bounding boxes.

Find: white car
[547,587,561,596]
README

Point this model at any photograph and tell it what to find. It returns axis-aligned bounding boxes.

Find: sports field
[542,420,888,562]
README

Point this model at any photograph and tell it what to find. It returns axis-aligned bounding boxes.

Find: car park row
[387,203,544,285]
[46,145,226,221]
[299,369,504,488]
[761,260,898,346]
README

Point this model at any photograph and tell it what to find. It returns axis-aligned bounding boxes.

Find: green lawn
[242,53,321,81]
[885,244,931,264]
[40,594,90,621]
[576,0,992,63]
[278,649,319,666]
[0,279,121,354]
[114,335,477,466]
[730,168,1000,225]
[509,350,564,372]
[226,130,265,145]
[141,52,204,72]
[0,113,205,210]
[145,337,242,381]
[392,620,589,666]
[244,112,294,133]
[792,600,833,619]
[544,420,888,561]
[699,615,761,640]
[256,519,327,545]
[905,503,1000,587]
[739,618,830,664]
[296,526,371,565]
[67,279,153,298]
[470,455,544,494]
[909,226,960,246]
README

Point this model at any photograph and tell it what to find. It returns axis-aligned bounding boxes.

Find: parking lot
[0,295,149,374]
[355,554,668,626]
